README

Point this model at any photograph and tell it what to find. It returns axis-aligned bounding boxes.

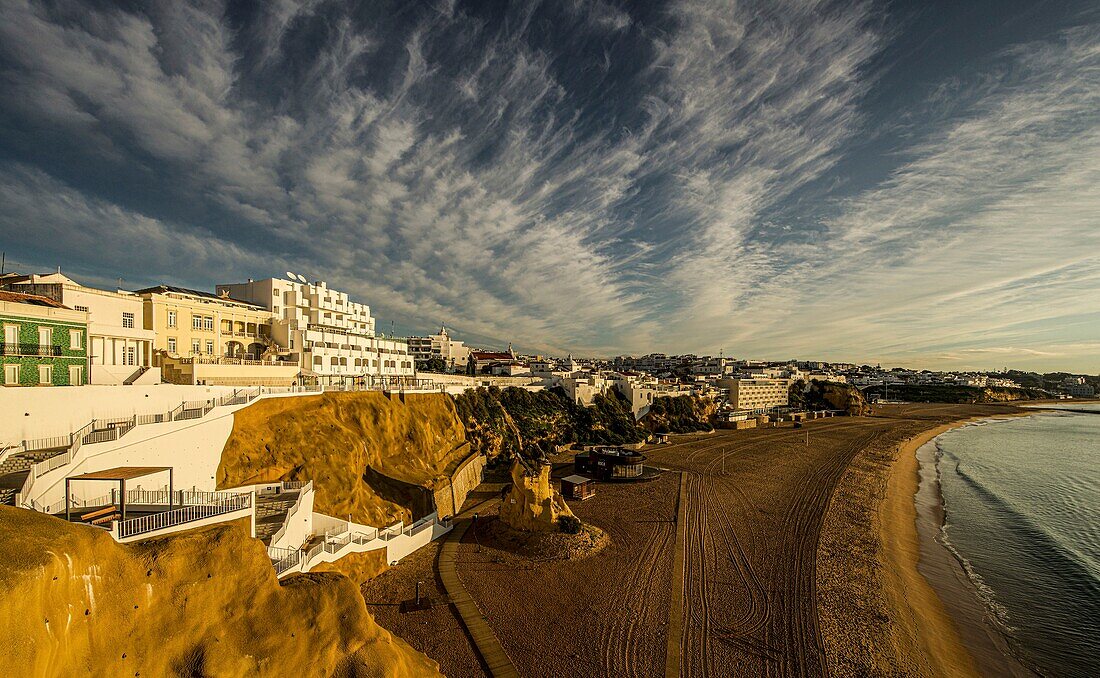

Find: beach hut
[561,475,595,501]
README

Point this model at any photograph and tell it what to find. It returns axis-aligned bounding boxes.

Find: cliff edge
[0,506,440,677]
[217,392,471,526]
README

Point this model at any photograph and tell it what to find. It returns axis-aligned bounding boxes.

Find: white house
[4,273,157,385]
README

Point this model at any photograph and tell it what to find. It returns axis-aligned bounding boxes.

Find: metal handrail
[117,493,251,539]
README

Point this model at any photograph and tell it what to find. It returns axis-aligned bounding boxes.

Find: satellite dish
[296,274,308,283]
[286,271,296,281]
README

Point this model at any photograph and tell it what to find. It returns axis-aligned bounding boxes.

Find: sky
[0,0,1097,373]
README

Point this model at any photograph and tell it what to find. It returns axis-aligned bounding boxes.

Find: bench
[90,512,121,526]
[80,506,117,522]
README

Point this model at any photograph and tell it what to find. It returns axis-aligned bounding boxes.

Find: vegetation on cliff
[791,380,872,415]
[452,386,646,459]
[863,383,1046,403]
[643,395,716,433]
[0,508,440,677]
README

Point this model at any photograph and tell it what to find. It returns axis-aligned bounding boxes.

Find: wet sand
[913,430,1038,677]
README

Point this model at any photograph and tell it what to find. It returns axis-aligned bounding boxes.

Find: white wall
[0,384,238,443]
[23,391,319,510]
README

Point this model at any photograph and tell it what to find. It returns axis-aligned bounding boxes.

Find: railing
[0,343,62,356]
[11,385,321,512]
[265,481,313,550]
[268,546,302,575]
[116,493,251,539]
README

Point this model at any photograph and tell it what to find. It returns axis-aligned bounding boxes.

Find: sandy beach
[815,404,1042,677]
[362,404,1049,676]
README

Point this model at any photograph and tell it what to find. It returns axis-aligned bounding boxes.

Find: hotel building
[717,377,791,412]
[216,277,414,382]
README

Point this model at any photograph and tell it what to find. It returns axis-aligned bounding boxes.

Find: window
[167,310,177,328]
[126,346,136,366]
[3,364,17,385]
[192,315,203,330]
[122,312,135,329]
[192,339,201,355]
[69,329,82,349]
[68,365,83,385]
[205,340,214,355]
[38,364,53,385]
[74,305,89,312]
[39,326,52,348]
[167,337,177,353]
[203,316,214,331]
[313,356,322,365]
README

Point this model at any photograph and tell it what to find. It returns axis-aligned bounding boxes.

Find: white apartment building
[216,276,414,382]
[5,273,157,384]
[717,377,791,412]
[407,326,471,369]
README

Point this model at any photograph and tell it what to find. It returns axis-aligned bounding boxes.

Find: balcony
[0,343,63,356]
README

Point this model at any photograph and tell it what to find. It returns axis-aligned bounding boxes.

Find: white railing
[116,493,251,540]
[267,481,313,550]
[12,384,325,512]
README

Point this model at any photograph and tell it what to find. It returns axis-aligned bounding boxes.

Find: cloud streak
[0,0,1096,371]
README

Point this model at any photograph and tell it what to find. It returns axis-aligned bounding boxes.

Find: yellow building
[136,285,298,386]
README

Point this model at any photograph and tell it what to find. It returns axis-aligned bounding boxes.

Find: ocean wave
[938,447,1100,605]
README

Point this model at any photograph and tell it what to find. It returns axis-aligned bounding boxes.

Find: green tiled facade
[0,312,88,386]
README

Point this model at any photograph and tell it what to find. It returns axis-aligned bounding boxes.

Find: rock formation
[0,507,440,677]
[217,391,475,526]
[498,458,575,532]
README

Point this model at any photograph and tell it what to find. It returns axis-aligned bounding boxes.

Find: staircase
[123,366,150,385]
[0,470,29,507]
[254,492,300,545]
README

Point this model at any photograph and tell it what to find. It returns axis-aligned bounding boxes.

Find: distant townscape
[0,268,1094,407]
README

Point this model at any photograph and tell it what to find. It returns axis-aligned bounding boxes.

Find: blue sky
[0,0,1097,372]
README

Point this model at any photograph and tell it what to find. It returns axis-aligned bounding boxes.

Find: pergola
[65,466,173,522]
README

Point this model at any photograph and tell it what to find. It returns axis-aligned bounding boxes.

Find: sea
[931,405,1100,678]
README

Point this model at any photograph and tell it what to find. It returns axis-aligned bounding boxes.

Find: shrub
[557,514,582,535]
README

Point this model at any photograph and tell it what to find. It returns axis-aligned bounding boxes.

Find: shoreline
[881,413,1036,677]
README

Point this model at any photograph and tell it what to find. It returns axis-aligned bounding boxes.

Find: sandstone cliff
[0,507,440,677]
[217,392,471,526]
[499,459,575,532]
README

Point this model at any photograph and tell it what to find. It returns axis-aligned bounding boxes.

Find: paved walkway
[438,498,519,678]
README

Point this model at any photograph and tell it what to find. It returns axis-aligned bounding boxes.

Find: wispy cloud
[0,0,1096,370]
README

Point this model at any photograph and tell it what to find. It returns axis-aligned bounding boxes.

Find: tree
[415,356,447,373]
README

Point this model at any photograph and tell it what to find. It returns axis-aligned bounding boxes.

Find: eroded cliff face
[498,459,575,532]
[643,395,718,433]
[0,507,440,678]
[218,392,471,526]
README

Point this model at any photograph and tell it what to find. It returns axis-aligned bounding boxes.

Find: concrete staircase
[123,366,150,385]
[254,492,301,546]
[0,470,29,507]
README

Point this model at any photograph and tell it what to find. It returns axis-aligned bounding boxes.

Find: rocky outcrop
[0,507,440,677]
[643,395,717,433]
[217,392,473,526]
[453,386,647,460]
[792,380,871,416]
[499,459,575,532]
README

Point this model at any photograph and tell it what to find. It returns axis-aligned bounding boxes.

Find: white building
[216,276,414,382]
[717,377,790,412]
[407,326,471,370]
[5,273,157,385]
